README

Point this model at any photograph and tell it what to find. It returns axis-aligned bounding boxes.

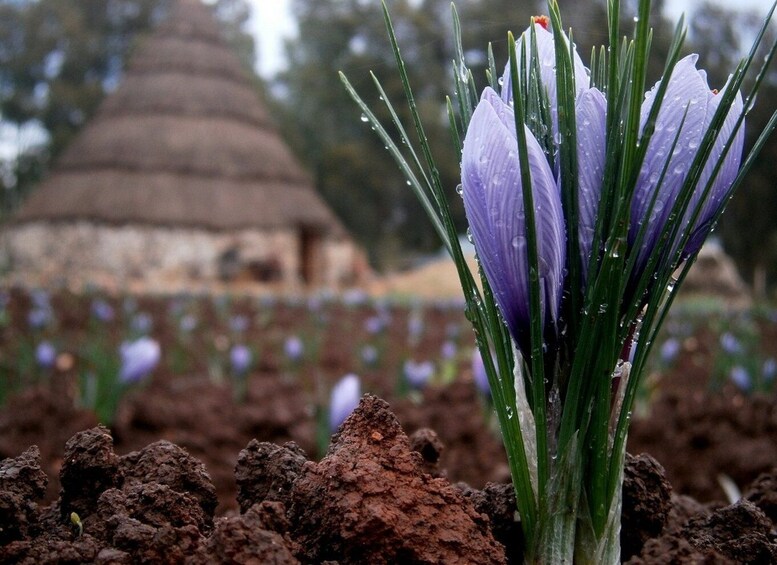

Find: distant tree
[0,0,255,218]
[277,0,459,268]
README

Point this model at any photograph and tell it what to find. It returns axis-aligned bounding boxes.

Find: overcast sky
[249,0,296,77]
[247,0,775,78]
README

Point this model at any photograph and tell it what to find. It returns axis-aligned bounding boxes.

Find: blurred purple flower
[30,289,50,309]
[35,341,57,369]
[342,289,368,307]
[229,315,249,333]
[729,365,751,392]
[462,86,566,353]
[407,312,424,342]
[763,358,776,382]
[629,55,744,278]
[91,299,115,323]
[659,338,681,365]
[130,312,153,335]
[472,349,491,398]
[284,335,304,362]
[229,344,252,376]
[719,332,742,355]
[179,314,198,333]
[329,374,361,432]
[403,359,435,389]
[27,307,52,329]
[441,340,457,360]
[364,315,386,335]
[119,337,160,384]
[360,344,378,366]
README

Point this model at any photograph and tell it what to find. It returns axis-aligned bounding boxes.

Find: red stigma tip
[534,15,550,30]
[712,88,719,95]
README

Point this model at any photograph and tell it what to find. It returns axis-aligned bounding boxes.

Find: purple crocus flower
[659,338,681,365]
[179,314,198,333]
[229,344,252,376]
[720,332,743,355]
[130,312,153,335]
[360,344,378,366]
[364,315,386,335]
[629,54,744,276]
[35,341,57,369]
[329,373,361,432]
[229,315,249,333]
[729,365,751,392]
[763,358,776,382]
[462,86,566,352]
[407,312,424,342]
[307,294,323,312]
[30,289,50,309]
[500,16,590,146]
[403,359,435,389]
[91,299,115,323]
[471,349,491,398]
[499,18,606,274]
[27,307,51,329]
[284,335,304,362]
[574,87,607,273]
[341,289,368,307]
[118,337,160,384]
[441,340,457,360]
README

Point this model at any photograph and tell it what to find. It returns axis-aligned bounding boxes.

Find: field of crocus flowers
[1,285,776,562]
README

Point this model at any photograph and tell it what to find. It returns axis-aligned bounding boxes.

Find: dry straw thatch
[15,0,344,236]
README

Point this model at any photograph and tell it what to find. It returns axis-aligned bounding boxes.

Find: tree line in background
[0,0,775,292]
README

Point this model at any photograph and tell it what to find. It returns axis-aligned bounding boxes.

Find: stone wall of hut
[3,221,362,290]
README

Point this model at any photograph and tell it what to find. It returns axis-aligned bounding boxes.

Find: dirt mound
[2,397,777,563]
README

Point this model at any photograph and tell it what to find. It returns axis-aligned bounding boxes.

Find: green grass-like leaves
[341,0,777,561]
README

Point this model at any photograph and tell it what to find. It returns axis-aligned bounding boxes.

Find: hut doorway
[300,227,323,285]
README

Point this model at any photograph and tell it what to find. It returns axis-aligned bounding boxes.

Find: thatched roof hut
[7,0,365,290]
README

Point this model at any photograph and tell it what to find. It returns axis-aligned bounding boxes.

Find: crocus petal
[471,349,491,397]
[230,344,252,375]
[682,85,744,259]
[575,87,607,275]
[35,341,57,369]
[630,55,711,274]
[501,22,590,144]
[462,87,565,350]
[119,337,161,384]
[403,359,435,389]
[329,374,361,432]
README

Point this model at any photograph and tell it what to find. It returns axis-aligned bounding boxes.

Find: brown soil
[1,396,776,563]
[2,288,777,561]
[628,391,777,504]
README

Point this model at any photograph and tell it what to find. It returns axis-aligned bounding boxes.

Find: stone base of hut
[2,221,365,292]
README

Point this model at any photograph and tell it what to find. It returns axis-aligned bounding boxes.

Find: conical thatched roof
[15,0,344,235]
